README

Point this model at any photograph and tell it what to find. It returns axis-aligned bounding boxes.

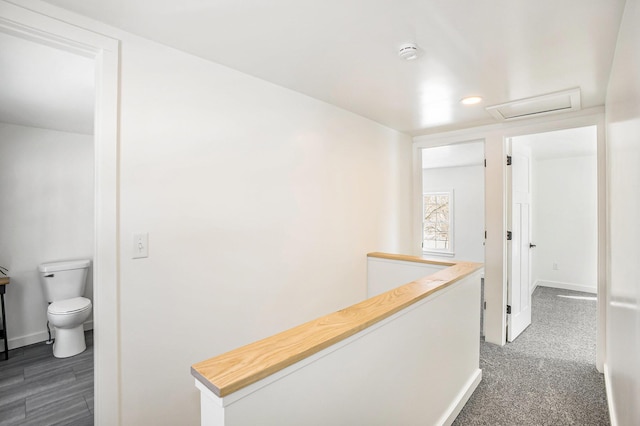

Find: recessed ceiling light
[461,96,483,105]
[398,43,419,61]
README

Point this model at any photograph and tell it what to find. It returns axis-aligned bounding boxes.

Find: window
[422,191,453,254]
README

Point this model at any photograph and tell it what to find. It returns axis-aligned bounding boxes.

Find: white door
[507,142,532,341]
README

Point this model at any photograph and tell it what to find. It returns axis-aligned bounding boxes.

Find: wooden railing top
[366,251,458,266]
[191,253,483,397]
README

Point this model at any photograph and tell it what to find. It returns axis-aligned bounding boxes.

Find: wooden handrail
[367,251,457,266]
[191,253,482,397]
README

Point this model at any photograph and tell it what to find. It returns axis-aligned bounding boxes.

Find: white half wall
[605,0,640,424]
[197,270,482,426]
[531,155,598,293]
[0,122,94,348]
[367,257,446,297]
[422,165,485,263]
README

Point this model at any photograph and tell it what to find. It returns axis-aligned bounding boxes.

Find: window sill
[422,250,455,258]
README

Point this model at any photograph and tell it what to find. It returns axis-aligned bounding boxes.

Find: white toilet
[38,259,92,358]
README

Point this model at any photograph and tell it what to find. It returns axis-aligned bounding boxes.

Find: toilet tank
[38,259,91,302]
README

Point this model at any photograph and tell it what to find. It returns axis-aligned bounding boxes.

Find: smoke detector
[398,43,419,61]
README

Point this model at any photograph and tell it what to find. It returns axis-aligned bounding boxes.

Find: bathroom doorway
[0,28,96,348]
[0,3,120,423]
[0,27,97,421]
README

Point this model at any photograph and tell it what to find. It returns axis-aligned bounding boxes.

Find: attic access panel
[486,88,581,121]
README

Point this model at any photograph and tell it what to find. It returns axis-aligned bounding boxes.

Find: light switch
[133,232,149,259]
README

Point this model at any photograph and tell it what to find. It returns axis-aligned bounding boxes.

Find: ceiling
[3,0,627,136]
[0,31,95,135]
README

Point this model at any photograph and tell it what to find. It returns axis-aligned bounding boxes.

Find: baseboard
[5,330,50,350]
[1,320,94,352]
[440,368,482,426]
[536,280,597,294]
[604,363,618,426]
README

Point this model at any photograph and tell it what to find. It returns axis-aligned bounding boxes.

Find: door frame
[413,108,606,371]
[0,1,121,423]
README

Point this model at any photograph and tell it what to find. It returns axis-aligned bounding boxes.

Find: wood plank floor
[0,331,93,426]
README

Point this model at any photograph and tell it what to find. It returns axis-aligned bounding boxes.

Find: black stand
[0,285,8,360]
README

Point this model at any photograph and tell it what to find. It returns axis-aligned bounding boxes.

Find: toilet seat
[48,297,91,315]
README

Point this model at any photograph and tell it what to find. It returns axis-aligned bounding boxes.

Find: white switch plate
[133,232,149,259]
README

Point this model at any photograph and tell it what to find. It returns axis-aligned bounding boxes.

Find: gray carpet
[454,286,609,426]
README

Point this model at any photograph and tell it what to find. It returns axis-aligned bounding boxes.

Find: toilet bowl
[47,297,92,358]
[38,259,92,358]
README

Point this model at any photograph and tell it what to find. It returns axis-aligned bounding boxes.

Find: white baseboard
[535,280,597,294]
[2,320,94,352]
[6,330,51,350]
[604,363,617,426]
[440,368,482,426]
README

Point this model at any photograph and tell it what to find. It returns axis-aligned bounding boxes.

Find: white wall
[9,6,413,425]
[0,122,94,347]
[605,0,640,423]
[532,155,598,293]
[422,165,485,262]
[119,39,411,425]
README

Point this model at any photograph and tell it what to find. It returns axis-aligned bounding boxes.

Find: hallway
[454,287,608,425]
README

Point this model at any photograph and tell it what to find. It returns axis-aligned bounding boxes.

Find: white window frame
[422,190,455,257]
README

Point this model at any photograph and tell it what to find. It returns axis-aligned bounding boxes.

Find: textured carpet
[453,286,609,426]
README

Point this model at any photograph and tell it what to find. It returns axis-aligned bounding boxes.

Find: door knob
[529,243,537,248]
